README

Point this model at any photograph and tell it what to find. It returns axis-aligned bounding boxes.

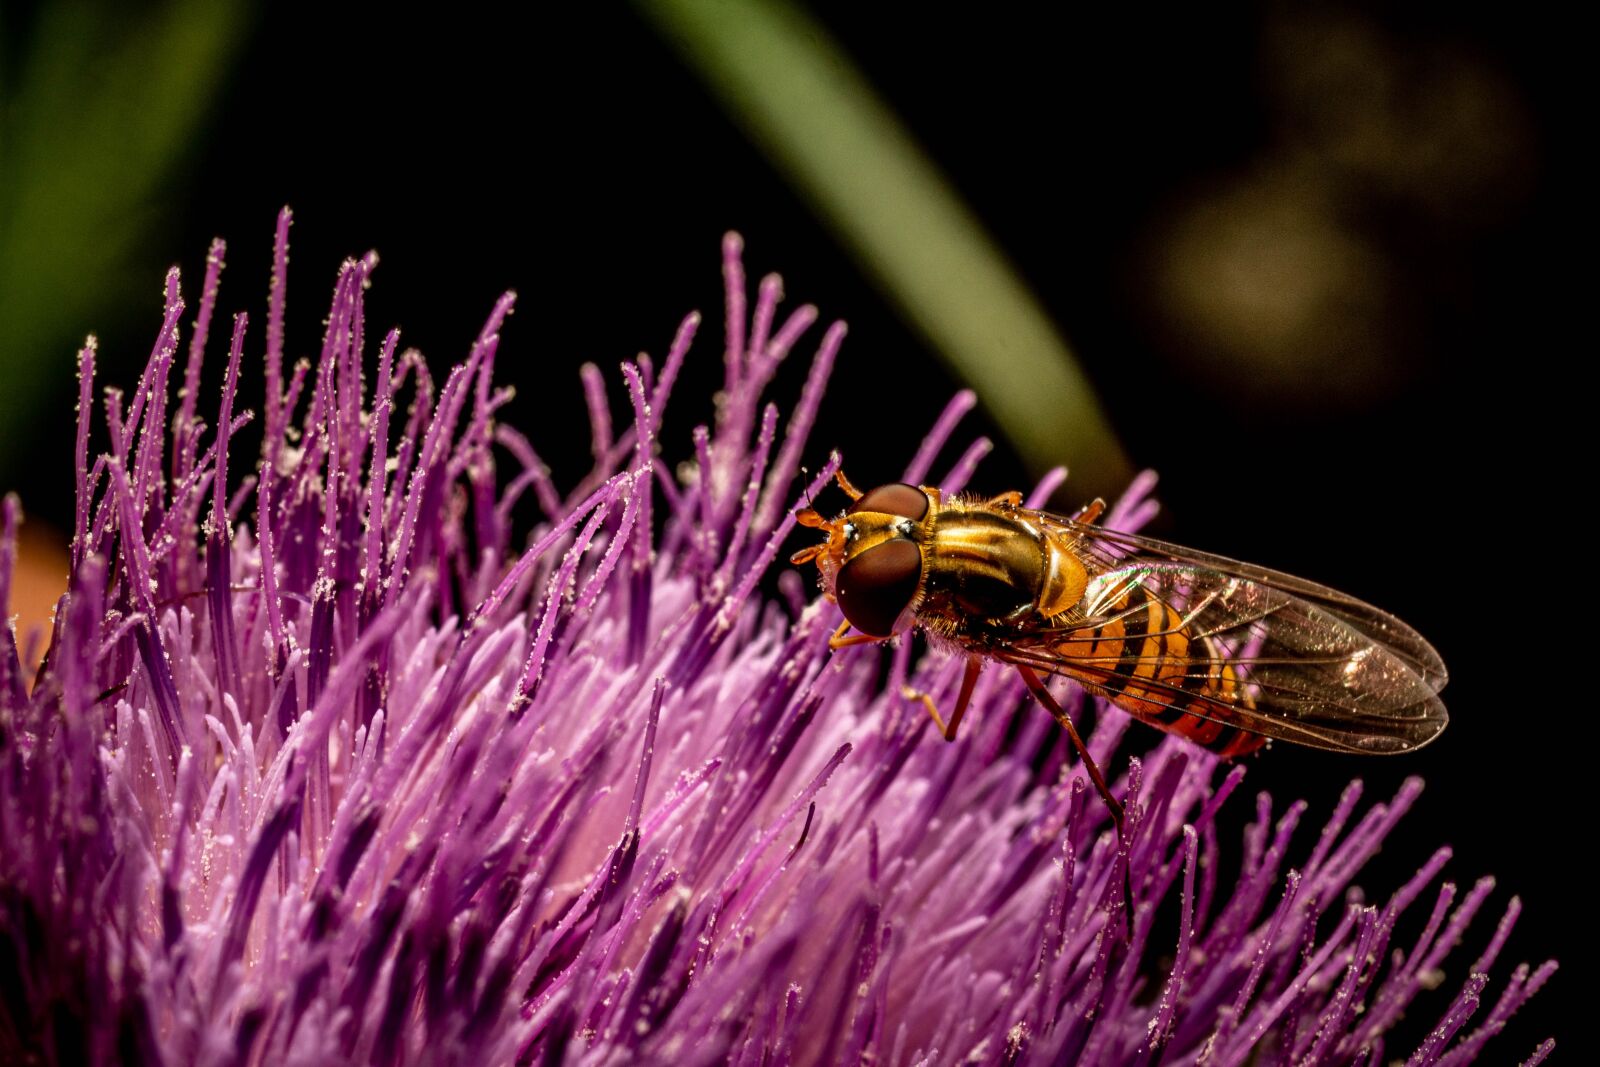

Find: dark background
[1,2,1577,1058]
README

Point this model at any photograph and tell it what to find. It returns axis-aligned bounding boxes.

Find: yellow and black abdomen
[1049,578,1264,758]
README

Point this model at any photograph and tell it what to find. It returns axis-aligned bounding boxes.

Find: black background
[3,2,1579,1059]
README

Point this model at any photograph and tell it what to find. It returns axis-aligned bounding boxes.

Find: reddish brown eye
[848,483,929,522]
[836,540,922,637]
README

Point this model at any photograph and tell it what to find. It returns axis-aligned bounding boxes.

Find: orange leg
[1069,498,1106,525]
[828,620,890,650]
[904,656,983,741]
[1015,665,1124,833]
[987,490,1024,508]
[1016,664,1132,936]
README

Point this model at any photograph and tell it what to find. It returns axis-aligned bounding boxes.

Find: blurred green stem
[643,0,1130,497]
[0,0,245,477]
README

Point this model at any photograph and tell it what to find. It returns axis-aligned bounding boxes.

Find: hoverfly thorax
[793,479,933,638]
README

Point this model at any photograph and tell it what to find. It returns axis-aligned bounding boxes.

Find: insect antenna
[791,464,840,562]
[794,465,824,531]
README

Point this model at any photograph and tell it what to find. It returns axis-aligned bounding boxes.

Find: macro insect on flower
[793,471,1449,832]
[0,222,1553,1065]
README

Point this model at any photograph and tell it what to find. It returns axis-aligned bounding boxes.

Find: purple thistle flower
[0,217,1555,1065]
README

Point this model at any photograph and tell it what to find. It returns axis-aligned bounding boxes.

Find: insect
[792,471,1448,833]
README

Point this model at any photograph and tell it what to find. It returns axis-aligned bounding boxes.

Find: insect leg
[903,655,983,741]
[1014,665,1124,831]
[1016,663,1132,939]
[986,490,1023,507]
[827,620,890,650]
[1068,498,1106,525]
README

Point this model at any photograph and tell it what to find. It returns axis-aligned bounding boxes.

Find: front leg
[828,620,891,650]
[904,655,983,741]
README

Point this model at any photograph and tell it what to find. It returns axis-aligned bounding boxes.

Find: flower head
[0,218,1554,1064]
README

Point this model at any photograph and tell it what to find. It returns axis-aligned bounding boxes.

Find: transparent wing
[996,510,1449,754]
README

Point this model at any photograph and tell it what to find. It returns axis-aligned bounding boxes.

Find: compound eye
[835,540,921,638]
[847,483,929,522]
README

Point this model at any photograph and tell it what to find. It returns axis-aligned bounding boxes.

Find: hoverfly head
[790,467,865,572]
[791,473,929,571]
[790,505,846,570]
[789,476,934,638]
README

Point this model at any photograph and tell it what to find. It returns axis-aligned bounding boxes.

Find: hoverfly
[793,472,1448,831]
